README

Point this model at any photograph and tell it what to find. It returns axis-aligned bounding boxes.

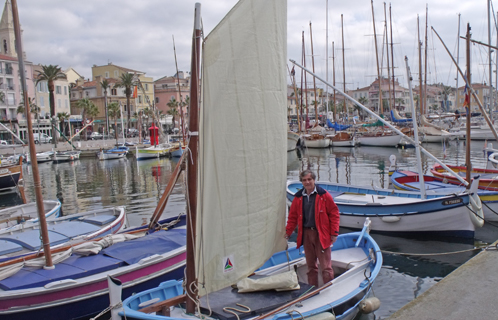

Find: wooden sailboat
[117,1,382,320]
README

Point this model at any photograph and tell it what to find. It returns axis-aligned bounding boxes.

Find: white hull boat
[358,133,401,147]
[135,144,171,160]
[0,200,61,231]
[287,180,483,238]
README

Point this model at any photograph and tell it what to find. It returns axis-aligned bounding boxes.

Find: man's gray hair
[299,170,316,181]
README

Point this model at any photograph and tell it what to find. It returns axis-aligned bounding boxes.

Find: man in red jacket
[285,170,340,287]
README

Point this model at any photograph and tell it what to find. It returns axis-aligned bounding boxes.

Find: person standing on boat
[285,170,340,287]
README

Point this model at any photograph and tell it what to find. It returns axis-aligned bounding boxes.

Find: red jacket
[286,185,340,249]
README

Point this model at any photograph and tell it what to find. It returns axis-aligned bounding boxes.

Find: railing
[5,67,13,75]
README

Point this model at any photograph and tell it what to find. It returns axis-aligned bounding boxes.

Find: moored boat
[287,180,483,238]
[0,200,61,231]
[431,164,498,191]
[135,144,172,160]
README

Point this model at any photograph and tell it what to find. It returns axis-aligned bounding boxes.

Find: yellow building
[91,63,154,115]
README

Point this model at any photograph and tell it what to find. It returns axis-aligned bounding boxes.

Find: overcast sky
[15,0,498,90]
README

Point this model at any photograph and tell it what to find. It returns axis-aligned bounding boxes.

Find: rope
[223,304,251,320]
[89,301,123,320]
[381,246,486,256]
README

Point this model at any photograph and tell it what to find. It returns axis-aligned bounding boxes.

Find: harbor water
[4,139,496,319]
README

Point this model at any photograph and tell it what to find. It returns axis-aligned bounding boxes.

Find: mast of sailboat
[290,58,469,186]
[289,66,301,133]
[333,41,336,122]
[119,102,126,145]
[489,0,493,111]
[371,0,383,115]
[418,16,422,115]
[456,14,460,109]
[423,5,428,116]
[173,35,187,145]
[300,32,305,131]
[433,27,498,142]
[465,23,472,187]
[11,0,53,268]
[384,3,392,112]
[325,0,329,124]
[185,2,201,313]
[303,32,309,131]
[341,14,346,121]
[310,22,318,124]
[405,56,426,199]
[390,4,395,109]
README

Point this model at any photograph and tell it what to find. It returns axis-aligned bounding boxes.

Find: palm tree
[167,97,179,131]
[107,102,120,144]
[56,112,70,137]
[100,79,110,136]
[18,97,41,134]
[115,73,135,130]
[76,98,97,140]
[35,64,67,148]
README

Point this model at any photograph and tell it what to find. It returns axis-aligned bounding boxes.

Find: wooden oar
[148,151,186,229]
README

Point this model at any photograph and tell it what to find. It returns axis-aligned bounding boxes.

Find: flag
[132,86,138,98]
[291,66,295,76]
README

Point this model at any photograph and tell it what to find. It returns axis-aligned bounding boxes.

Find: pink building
[154,71,190,128]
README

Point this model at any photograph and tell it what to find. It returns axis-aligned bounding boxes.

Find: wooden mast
[423,5,428,115]
[303,32,309,131]
[390,4,396,110]
[186,2,201,313]
[465,23,471,187]
[309,22,318,124]
[371,0,383,115]
[173,35,187,145]
[456,14,461,109]
[300,32,305,131]
[11,0,53,268]
[341,14,346,119]
[418,16,423,115]
[333,41,336,122]
[384,3,392,113]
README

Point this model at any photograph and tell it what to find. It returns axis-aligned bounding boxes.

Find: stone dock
[387,241,498,320]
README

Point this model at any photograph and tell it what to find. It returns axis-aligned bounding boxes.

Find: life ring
[488,152,498,169]
[468,193,484,228]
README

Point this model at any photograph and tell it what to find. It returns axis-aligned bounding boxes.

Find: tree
[56,112,70,137]
[115,73,135,130]
[167,97,179,130]
[440,85,452,112]
[100,79,110,136]
[76,98,98,140]
[35,64,67,148]
[18,97,41,133]
[107,102,121,144]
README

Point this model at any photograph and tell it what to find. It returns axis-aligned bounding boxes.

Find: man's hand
[331,235,337,244]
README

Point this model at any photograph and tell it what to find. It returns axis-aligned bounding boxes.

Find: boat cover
[327,119,351,131]
[0,229,186,290]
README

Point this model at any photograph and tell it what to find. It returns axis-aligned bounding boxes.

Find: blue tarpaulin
[327,119,351,131]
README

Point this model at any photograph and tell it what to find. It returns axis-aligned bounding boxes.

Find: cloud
[14,0,497,91]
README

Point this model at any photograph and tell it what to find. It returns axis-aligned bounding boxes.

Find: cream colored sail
[195,0,288,296]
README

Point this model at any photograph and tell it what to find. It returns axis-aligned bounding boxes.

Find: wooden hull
[0,163,22,192]
[431,165,498,191]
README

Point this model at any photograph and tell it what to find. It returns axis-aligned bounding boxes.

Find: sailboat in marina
[117,1,382,320]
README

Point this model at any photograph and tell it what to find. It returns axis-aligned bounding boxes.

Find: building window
[64,86,67,95]
[155,97,159,103]
[114,70,118,77]
[111,88,117,95]
[85,91,89,97]
[56,86,61,94]
[145,83,148,91]
[40,96,44,107]
[65,99,68,108]
[105,71,109,78]
[72,93,75,98]
[138,95,142,103]
[5,63,12,75]
[7,93,14,105]
[6,78,13,90]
